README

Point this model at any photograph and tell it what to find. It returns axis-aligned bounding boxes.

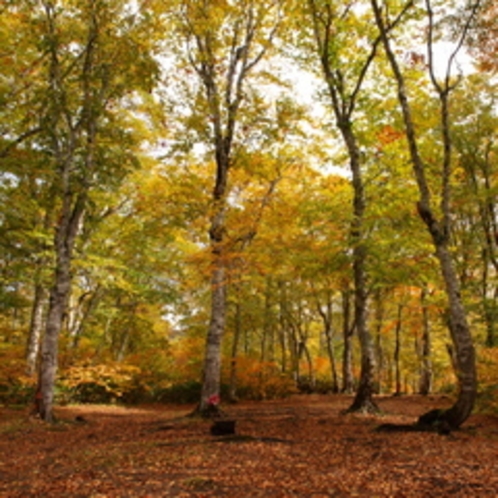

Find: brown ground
[1,395,497,497]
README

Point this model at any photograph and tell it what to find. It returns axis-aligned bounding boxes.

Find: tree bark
[316,289,339,392]
[371,0,478,428]
[344,125,378,413]
[183,1,281,416]
[341,289,354,394]
[418,287,433,395]
[37,193,86,422]
[26,284,46,377]
[228,293,242,402]
[373,291,385,393]
[199,229,227,414]
[69,286,101,349]
[307,0,380,413]
[394,304,403,396]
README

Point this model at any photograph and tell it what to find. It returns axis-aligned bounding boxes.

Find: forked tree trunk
[371,0,478,429]
[183,1,281,417]
[307,0,380,413]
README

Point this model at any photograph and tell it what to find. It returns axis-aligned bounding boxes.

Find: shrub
[58,363,140,404]
[155,380,203,404]
[229,357,297,400]
[476,347,498,414]
[0,344,36,405]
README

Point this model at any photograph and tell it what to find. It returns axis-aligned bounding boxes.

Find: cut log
[210,420,236,436]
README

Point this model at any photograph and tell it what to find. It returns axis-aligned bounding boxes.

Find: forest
[1,0,497,431]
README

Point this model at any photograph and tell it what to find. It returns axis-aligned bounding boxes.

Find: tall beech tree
[451,76,498,347]
[28,0,161,422]
[171,0,285,415]
[302,0,388,412]
[371,0,481,429]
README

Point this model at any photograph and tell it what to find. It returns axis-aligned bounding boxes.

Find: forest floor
[1,394,498,497]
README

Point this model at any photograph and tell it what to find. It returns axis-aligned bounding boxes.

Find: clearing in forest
[1,395,497,497]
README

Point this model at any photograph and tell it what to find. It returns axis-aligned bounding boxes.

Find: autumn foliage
[0,0,497,424]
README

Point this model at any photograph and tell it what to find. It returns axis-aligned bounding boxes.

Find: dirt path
[1,395,497,497]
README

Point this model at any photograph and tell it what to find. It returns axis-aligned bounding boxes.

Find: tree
[467,0,498,73]
[371,0,480,429]
[170,0,286,415]
[4,0,162,422]
[450,75,498,347]
[302,0,390,412]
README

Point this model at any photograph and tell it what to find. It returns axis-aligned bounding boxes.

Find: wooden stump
[210,419,236,436]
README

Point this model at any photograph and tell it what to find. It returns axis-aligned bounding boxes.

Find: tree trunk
[69,286,101,349]
[37,195,85,422]
[278,290,288,374]
[316,290,339,392]
[373,290,385,393]
[394,304,403,396]
[371,0,478,428]
[307,0,378,412]
[436,245,476,427]
[418,287,433,395]
[228,298,242,402]
[199,240,226,414]
[184,2,281,416]
[341,289,354,394]
[345,127,378,414]
[26,284,46,377]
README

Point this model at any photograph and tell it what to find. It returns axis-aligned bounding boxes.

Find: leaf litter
[1,395,497,497]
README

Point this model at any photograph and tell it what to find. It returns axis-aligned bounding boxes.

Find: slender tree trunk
[341,289,354,394]
[261,278,274,363]
[394,304,403,396]
[26,207,53,377]
[419,287,433,395]
[228,297,242,402]
[371,0,478,428]
[307,0,381,412]
[324,328,339,393]
[278,288,288,374]
[301,339,315,390]
[70,287,101,349]
[265,278,276,362]
[316,290,339,392]
[26,284,46,377]
[344,126,378,413]
[373,290,385,393]
[278,281,295,377]
[288,322,300,383]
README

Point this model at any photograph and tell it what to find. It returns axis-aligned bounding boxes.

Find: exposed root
[343,398,381,415]
[376,408,452,435]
